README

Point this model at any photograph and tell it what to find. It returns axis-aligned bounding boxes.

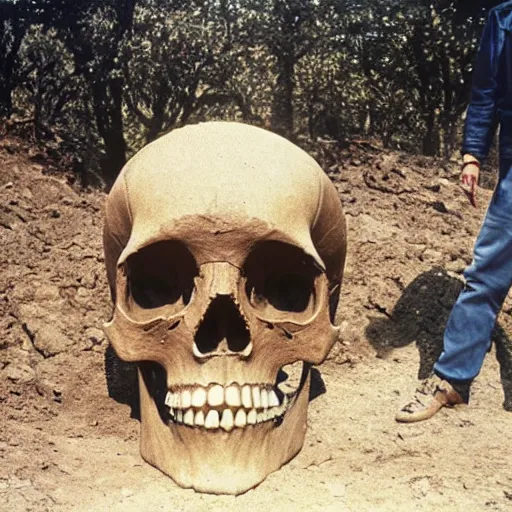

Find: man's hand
[460,156,480,208]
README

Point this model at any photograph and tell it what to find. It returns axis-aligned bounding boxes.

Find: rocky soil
[1,135,512,511]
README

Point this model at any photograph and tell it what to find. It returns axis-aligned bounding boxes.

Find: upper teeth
[192,387,206,407]
[165,383,289,431]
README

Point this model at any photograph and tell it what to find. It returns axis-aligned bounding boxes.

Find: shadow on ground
[365,267,512,410]
[105,345,140,419]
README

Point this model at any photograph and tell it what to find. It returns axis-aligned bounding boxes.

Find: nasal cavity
[194,296,250,355]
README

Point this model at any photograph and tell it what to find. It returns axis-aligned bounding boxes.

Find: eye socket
[253,273,313,312]
[129,273,192,309]
[125,241,197,316]
[243,241,321,320]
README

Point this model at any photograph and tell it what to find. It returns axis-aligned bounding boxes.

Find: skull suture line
[103,122,346,495]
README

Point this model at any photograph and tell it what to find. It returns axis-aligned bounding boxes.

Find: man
[396,2,512,422]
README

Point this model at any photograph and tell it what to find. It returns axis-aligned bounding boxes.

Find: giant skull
[103,122,346,495]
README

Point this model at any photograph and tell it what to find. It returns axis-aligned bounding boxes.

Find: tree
[0,0,502,184]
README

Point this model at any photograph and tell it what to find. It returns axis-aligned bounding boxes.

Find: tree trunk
[93,78,127,187]
[271,53,294,138]
[0,83,13,118]
[0,9,25,118]
[422,112,440,156]
[441,114,462,159]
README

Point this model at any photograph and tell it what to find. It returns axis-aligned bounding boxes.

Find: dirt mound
[2,137,512,511]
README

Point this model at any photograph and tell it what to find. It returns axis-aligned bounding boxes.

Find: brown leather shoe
[395,374,464,423]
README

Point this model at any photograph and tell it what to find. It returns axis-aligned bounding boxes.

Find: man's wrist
[462,154,481,165]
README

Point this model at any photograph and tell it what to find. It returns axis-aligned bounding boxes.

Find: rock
[325,479,346,497]
[4,363,35,384]
[10,477,32,489]
[85,327,105,346]
[424,183,441,192]
[0,210,14,229]
[405,233,428,245]
[33,284,61,302]
[21,187,33,200]
[24,318,73,357]
[6,204,30,222]
[445,259,466,273]
[411,476,431,498]
[419,249,443,263]
[35,358,64,399]
[80,273,97,289]
[430,200,449,214]
[364,168,410,195]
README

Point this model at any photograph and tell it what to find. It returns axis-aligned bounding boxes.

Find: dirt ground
[2,136,512,511]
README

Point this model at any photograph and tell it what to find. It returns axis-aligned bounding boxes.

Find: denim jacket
[463,2,512,161]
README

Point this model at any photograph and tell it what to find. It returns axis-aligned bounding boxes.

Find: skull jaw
[137,365,311,495]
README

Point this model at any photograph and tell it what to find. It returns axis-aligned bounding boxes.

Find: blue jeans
[434,161,512,382]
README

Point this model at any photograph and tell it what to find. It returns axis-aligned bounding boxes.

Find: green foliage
[0,0,502,184]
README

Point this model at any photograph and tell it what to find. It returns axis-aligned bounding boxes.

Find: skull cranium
[103,122,346,494]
